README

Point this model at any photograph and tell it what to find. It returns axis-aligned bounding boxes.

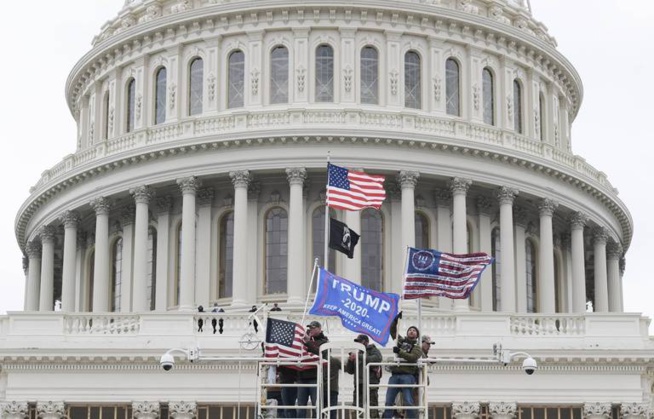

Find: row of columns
[23,170,623,314]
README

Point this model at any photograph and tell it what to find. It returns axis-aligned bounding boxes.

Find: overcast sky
[0,1,652,329]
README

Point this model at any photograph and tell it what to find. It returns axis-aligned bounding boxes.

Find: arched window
[526,239,537,313]
[315,45,334,102]
[154,67,167,125]
[482,68,494,125]
[491,227,501,311]
[228,50,245,108]
[361,46,379,104]
[146,227,157,311]
[189,57,204,116]
[446,58,460,116]
[361,209,383,291]
[414,212,429,249]
[126,78,136,133]
[312,208,336,279]
[219,211,234,298]
[270,46,289,104]
[265,207,288,294]
[111,237,123,312]
[513,79,523,134]
[539,92,546,141]
[404,51,421,109]
[102,91,110,140]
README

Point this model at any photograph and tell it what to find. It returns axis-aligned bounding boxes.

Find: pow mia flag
[329,218,360,259]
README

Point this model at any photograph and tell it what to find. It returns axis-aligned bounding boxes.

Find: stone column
[25,241,42,311]
[592,227,609,312]
[91,197,112,312]
[169,401,197,419]
[131,186,154,312]
[606,241,622,312]
[620,403,651,419]
[155,196,173,311]
[476,197,493,312]
[497,187,518,312]
[513,207,528,313]
[36,401,65,419]
[452,402,480,419]
[435,188,453,310]
[450,177,471,311]
[195,188,214,308]
[1,401,28,419]
[60,211,81,312]
[39,225,57,312]
[489,402,517,419]
[287,168,308,304]
[230,170,251,307]
[569,212,588,313]
[177,177,201,311]
[75,231,87,311]
[247,182,261,303]
[583,402,611,419]
[399,171,419,294]
[118,207,135,312]
[538,198,558,313]
[132,402,160,419]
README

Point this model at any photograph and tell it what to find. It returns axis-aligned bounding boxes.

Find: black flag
[329,218,360,259]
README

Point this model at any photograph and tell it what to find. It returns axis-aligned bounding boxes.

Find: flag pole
[300,258,320,331]
[324,152,331,269]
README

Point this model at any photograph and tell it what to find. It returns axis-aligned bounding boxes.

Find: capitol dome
[2,0,651,416]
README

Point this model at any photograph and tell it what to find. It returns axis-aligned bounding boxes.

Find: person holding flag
[296,320,329,418]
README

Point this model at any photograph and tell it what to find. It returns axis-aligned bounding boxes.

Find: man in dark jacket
[382,326,422,419]
[297,320,329,418]
[345,334,383,418]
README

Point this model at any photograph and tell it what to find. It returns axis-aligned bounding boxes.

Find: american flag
[326,163,386,211]
[264,318,320,370]
[403,247,494,299]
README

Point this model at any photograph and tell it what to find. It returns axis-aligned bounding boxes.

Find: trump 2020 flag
[309,268,399,346]
[403,247,493,300]
[329,218,360,259]
[326,163,386,211]
[264,318,320,370]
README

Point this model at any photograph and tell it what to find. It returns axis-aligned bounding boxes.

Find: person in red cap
[345,334,383,418]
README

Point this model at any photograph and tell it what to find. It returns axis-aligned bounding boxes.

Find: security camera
[522,357,537,375]
[160,352,175,371]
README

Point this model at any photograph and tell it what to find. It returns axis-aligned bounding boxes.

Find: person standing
[345,334,383,418]
[297,320,329,418]
[323,356,342,419]
[382,326,422,419]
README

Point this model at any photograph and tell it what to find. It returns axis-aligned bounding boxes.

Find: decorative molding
[251,68,260,96]
[488,402,517,419]
[169,82,177,110]
[496,186,519,205]
[390,69,399,96]
[1,401,29,419]
[569,211,588,229]
[38,225,57,244]
[177,176,201,194]
[449,177,471,195]
[433,76,441,102]
[286,167,307,186]
[296,66,306,93]
[169,401,197,419]
[452,401,480,419]
[343,66,353,93]
[397,171,420,189]
[130,185,155,204]
[473,84,480,110]
[583,402,612,419]
[592,226,609,245]
[230,170,251,189]
[25,241,42,259]
[36,401,65,419]
[538,198,558,217]
[620,403,650,419]
[207,73,216,102]
[60,210,81,228]
[132,401,160,419]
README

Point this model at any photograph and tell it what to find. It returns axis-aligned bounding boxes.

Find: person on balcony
[297,321,329,418]
[382,326,422,419]
[345,333,383,418]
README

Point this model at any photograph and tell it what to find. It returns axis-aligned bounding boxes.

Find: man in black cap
[382,325,422,419]
[345,334,383,418]
[297,320,329,418]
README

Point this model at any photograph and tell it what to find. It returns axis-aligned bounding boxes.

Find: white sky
[0,1,652,330]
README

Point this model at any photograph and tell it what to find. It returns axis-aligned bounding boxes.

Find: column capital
[155,196,174,214]
[90,196,112,215]
[197,187,215,206]
[592,227,609,245]
[496,186,519,205]
[59,210,81,228]
[569,211,588,229]
[36,401,66,419]
[476,195,493,216]
[230,170,251,189]
[177,176,201,194]
[132,401,161,419]
[538,198,559,216]
[449,177,472,195]
[452,402,480,419]
[286,167,307,185]
[434,188,452,207]
[583,402,612,419]
[398,170,420,189]
[620,403,651,419]
[1,401,29,419]
[488,402,517,419]
[25,241,42,258]
[130,185,155,204]
[607,240,623,259]
[169,401,197,419]
[39,225,57,244]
